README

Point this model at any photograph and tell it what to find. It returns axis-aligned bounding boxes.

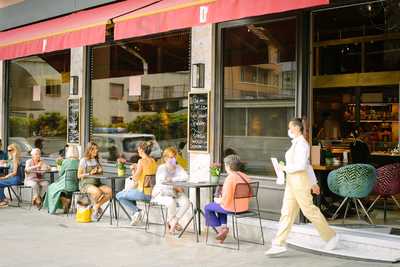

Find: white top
[79,158,98,171]
[285,135,317,185]
[152,164,188,198]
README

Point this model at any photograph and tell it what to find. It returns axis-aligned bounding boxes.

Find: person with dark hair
[204,154,251,244]
[116,141,157,225]
[265,118,338,256]
[78,142,112,220]
[350,130,370,164]
[0,139,7,162]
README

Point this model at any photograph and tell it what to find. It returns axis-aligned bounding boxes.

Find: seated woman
[44,145,80,214]
[116,141,157,225]
[78,142,112,219]
[204,154,251,243]
[152,147,190,234]
[24,148,49,208]
[0,144,22,208]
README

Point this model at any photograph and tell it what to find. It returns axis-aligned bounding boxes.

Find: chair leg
[391,196,400,210]
[7,187,12,201]
[367,195,381,213]
[357,199,374,224]
[258,213,265,245]
[145,203,151,233]
[331,197,348,221]
[343,200,350,224]
[383,198,387,223]
[353,198,361,221]
[235,215,240,250]
[232,215,237,240]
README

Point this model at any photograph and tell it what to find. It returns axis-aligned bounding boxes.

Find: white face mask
[288,129,296,139]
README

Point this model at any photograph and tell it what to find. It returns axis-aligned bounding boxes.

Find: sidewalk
[0,207,393,267]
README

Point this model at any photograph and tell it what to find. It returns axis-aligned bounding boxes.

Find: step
[240,218,400,263]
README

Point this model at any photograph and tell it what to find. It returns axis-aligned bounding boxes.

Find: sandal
[0,200,8,208]
[167,221,178,234]
[216,227,229,243]
[175,223,183,232]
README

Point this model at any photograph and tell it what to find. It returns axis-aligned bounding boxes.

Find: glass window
[222,18,297,176]
[8,50,70,158]
[90,30,190,164]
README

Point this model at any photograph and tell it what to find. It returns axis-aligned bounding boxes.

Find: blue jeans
[205,202,230,227]
[116,189,150,214]
[0,176,21,200]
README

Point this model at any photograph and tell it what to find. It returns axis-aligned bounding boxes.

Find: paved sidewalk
[0,207,394,267]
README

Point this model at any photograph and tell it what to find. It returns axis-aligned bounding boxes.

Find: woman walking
[265,118,339,256]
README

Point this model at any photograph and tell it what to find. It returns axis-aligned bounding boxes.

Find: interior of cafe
[311,1,400,226]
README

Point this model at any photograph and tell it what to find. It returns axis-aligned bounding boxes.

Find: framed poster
[188,92,210,152]
[67,98,80,144]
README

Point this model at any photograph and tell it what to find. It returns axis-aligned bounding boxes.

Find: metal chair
[206,181,265,250]
[367,163,400,222]
[328,164,377,224]
[60,169,86,216]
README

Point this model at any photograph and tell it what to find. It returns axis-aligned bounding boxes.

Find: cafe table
[162,180,220,242]
[31,167,59,183]
[86,173,130,225]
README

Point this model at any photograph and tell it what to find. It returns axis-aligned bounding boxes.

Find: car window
[123,137,154,153]
[93,136,116,152]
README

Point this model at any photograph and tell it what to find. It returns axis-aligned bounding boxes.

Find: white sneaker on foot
[130,210,145,226]
[265,245,287,256]
[324,234,339,251]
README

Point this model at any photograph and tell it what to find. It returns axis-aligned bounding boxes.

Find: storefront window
[8,50,70,157]
[313,2,400,158]
[222,18,297,176]
[90,30,190,164]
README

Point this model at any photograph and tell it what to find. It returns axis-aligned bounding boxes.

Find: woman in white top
[265,118,338,256]
[24,148,49,208]
[152,147,190,234]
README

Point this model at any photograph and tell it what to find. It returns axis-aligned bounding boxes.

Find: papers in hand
[271,157,285,185]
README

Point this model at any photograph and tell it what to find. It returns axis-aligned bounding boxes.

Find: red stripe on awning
[0,0,159,60]
[114,0,329,40]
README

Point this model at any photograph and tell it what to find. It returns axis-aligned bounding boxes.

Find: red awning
[0,0,159,60]
[114,0,329,40]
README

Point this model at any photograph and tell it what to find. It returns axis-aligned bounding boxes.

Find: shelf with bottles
[344,102,398,122]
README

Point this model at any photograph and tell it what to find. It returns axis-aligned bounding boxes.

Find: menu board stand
[67,97,80,144]
[188,92,210,153]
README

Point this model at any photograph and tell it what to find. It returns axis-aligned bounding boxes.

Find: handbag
[124,176,138,190]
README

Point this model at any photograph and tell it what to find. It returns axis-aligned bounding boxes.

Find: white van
[92,133,162,163]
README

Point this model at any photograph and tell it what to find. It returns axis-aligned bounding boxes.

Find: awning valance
[0,0,159,60]
[114,0,329,40]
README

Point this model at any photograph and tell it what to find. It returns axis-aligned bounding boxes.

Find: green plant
[210,163,221,177]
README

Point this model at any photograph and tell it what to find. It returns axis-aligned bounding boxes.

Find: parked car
[9,137,33,157]
[92,133,162,163]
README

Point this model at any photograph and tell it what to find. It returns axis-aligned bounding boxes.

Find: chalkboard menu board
[188,92,209,152]
[67,98,80,144]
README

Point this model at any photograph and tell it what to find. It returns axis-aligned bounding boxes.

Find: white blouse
[152,164,188,198]
[285,135,317,185]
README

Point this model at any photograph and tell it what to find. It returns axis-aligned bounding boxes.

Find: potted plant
[116,156,127,177]
[55,157,63,171]
[210,163,221,184]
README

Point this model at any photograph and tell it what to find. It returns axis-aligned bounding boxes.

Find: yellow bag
[75,205,92,223]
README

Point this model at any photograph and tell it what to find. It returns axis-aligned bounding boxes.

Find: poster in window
[33,85,41,101]
[67,98,80,144]
[188,92,209,152]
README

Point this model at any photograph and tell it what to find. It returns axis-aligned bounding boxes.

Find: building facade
[0,0,399,222]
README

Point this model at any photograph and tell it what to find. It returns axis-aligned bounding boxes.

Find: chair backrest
[328,163,376,198]
[17,161,25,183]
[64,169,79,192]
[234,181,259,199]
[143,175,156,188]
[374,163,400,196]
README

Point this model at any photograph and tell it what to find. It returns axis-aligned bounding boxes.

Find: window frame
[215,13,305,178]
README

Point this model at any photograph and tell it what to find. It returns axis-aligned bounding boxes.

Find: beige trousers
[274,171,335,246]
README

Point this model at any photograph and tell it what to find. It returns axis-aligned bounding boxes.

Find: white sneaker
[130,210,144,226]
[324,234,339,251]
[265,245,287,256]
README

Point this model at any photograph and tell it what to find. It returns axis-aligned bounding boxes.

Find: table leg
[112,179,118,220]
[196,187,201,235]
[97,201,110,222]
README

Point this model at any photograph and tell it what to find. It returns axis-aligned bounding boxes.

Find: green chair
[327,164,376,224]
